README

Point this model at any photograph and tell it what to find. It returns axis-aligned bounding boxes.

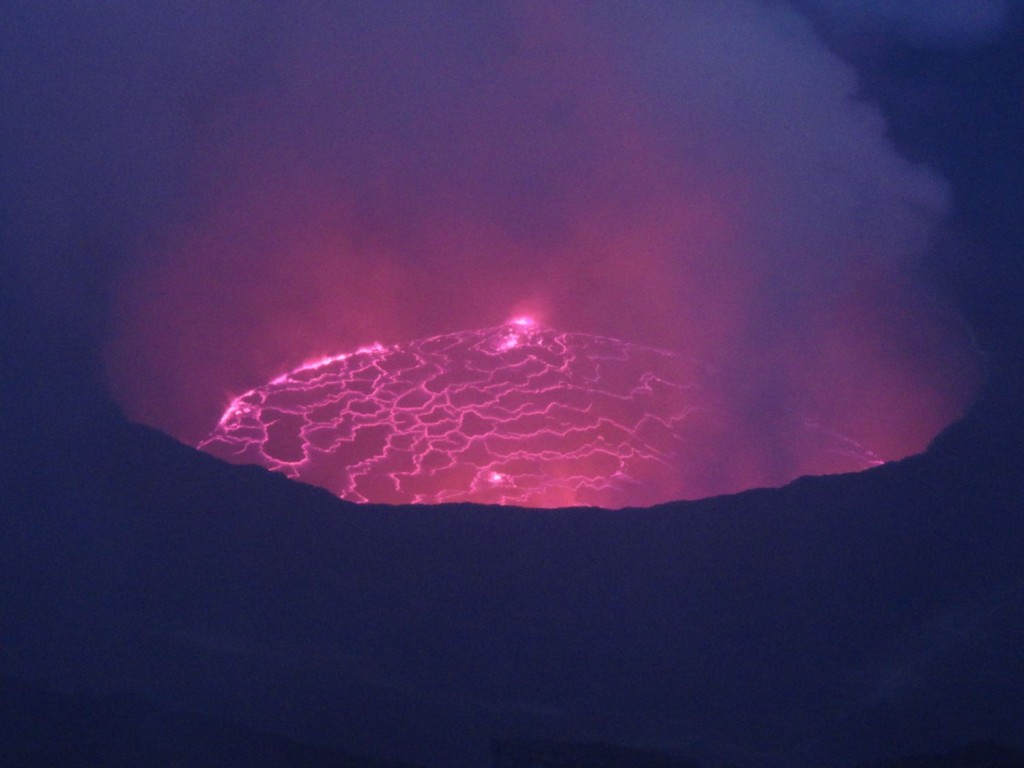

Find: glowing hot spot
[198,322,881,508]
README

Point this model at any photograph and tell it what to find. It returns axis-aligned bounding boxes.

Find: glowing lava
[199,321,881,508]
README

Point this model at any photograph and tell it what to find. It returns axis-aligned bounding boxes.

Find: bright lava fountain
[199,319,880,508]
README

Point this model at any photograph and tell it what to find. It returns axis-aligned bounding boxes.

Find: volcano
[199,320,880,507]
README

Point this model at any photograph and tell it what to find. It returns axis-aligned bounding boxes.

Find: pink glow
[103,3,981,506]
[198,321,882,508]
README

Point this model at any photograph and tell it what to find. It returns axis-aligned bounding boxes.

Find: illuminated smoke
[198,319,880,508]
[93,1,981,498]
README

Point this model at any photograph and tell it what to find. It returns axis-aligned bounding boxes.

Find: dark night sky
[2,1,1022,499]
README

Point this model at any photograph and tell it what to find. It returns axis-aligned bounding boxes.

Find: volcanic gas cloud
[99,2,981,508]
[199,318,880,508]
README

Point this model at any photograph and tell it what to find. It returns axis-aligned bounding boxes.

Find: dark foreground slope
[0,674,419,767]
[2,371,1023,767]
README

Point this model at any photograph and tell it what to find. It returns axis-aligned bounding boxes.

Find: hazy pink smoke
[105,1,979,502]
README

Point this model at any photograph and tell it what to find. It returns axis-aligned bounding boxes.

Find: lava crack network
[198,320,879,508]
